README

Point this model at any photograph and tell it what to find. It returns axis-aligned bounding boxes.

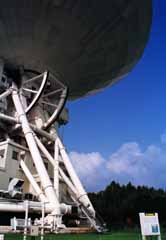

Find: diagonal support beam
[20,160,47,203]
[57,136,95,218]
[11,83,60,215]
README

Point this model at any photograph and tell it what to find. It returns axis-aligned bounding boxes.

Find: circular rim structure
[0,0,152,100]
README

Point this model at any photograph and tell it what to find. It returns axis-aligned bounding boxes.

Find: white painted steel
[41,202,45,237]
[12,84,60,215]
[0,201,71,215]
[32,134,81,216]
[30,124,55,141]
[0,234,4,240]
[24,200,29,238]
[35,135,60,199]
[33,135,78,204]
[43,87,68,129]
[0,74,98,228]
[0,113,18,124]
[59,167,99,230]
[20,160,47,203]
[0,203,25,212]
[54,139,59,200]
[34,136,72,214]
[34,135,55,166]
[60,204,72,215]
[43,88,62,98]
[59,168,79,198]
[0,202,51,212]
[25,71,48,113]
[57,137,95,217]
[23,73,44,84]
[22,88,38,93]
[34,134,81,207]
[0,88,12,100]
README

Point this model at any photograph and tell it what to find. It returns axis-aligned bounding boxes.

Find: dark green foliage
[88,182,166,230]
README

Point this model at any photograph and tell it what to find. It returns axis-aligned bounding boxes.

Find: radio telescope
[0,0,152,234]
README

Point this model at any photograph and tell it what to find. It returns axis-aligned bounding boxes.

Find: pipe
[20,160,47,203]
[57,137,95,217]
[0,201,52,213]
[60,203,72,215]
[33,136,78,204]
[0,203,26,212]
[34,136,76,203]
[33,128,95,217]
[12,123,55,141]
[12,84,60,215]
[24,200,29,238]
[0,113,18,124]
[23,72,44,84]
[0,88,12,100]
[43,88,62,98]
[41,203,45,237]
[34,135,55,166]
[54,139,59,199]
[43,87,68,130]
[30,124,55,142]
[33,136,76,213]
[59,168,79,198]
[34,136,59,200]
[0,201,72,215]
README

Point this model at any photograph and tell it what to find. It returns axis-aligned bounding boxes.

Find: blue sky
[60,0,166,191]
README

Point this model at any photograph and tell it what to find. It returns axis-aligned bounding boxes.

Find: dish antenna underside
[0,0,152,99]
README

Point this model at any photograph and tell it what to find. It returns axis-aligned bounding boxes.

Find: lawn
[3,232,166,240]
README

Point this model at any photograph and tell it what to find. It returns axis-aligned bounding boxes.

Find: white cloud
[106,143,163,187]
[69,151,106,191]
[161,133,166,145]
[69,137,166,191]
[69,151,104,176]
[106,142,144,175]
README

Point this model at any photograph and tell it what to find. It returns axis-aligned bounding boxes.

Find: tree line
[88,181,166,230]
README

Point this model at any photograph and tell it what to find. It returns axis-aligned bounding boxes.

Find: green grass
[3,232,165,240]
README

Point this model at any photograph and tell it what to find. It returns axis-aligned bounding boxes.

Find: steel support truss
[0,70,102,233]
